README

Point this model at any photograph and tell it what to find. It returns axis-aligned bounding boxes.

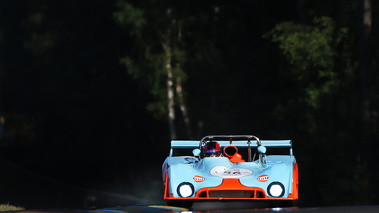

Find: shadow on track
[15,205,379,213]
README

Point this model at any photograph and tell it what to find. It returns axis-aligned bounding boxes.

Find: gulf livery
[162,135,299,208]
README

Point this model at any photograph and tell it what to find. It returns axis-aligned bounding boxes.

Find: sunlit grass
[0,204,25,211]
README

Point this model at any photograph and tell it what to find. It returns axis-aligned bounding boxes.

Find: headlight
[177,182,194,198]
[267,182,285,197]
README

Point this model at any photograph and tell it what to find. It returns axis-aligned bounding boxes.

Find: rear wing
[169,140,293,158]
[171,140,292,149]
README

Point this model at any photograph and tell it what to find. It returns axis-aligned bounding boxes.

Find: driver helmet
[204,142,221,157]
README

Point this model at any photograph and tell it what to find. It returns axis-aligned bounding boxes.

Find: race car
[162,135,298,207]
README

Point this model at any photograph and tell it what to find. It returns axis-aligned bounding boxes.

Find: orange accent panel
[164,172,170,199]
[292,163,299,199]
[287,163,299,199]
[228,154,246,163]
[224,146,246,163]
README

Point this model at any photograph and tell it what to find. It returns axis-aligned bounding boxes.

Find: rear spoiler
[171,140,292,148]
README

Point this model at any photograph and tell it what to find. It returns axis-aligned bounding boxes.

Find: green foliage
[264,15,367,204]
[264,17,348,108]
[267,17,335,68]
[114,1,166,119]
[114,1,188,120]
[119,46,169,119]
[0,204,24,211]
[113,0,146,37]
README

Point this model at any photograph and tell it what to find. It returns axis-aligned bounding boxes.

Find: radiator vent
[208,190,255,198]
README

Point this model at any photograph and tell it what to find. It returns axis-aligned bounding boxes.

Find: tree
[263,16,371,204]
[359,0,378,203]
[264,17,351,111]
[114,0,192,139]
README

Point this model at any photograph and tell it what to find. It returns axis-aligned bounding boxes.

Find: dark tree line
[0,0,378,208]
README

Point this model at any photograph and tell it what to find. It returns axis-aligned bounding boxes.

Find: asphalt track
[15,204,379,213]
[3,158,379,213]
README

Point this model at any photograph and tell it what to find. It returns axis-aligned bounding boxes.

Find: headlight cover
[267,182,285,197]
[177,182,194,198]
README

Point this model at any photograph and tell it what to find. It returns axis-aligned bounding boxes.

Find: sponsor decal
[193,175,205,182]
[184,157,197,163]
[257,175,269,182]
[210,166,253,178]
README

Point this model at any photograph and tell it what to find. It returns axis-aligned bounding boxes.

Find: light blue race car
[162,135,298,207]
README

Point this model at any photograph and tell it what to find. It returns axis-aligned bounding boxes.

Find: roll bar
[200,135,261,162]
[200,135,261,146]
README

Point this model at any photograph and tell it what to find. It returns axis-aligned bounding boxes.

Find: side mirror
[192,148,201,157]
[258,146,266,154]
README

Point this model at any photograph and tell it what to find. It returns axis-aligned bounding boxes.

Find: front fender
[241,162,293,198]
[168,157,234,198]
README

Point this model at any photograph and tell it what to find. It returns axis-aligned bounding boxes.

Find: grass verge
[0,204,25,211]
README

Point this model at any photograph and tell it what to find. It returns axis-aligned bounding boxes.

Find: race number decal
[210,166,253,178]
